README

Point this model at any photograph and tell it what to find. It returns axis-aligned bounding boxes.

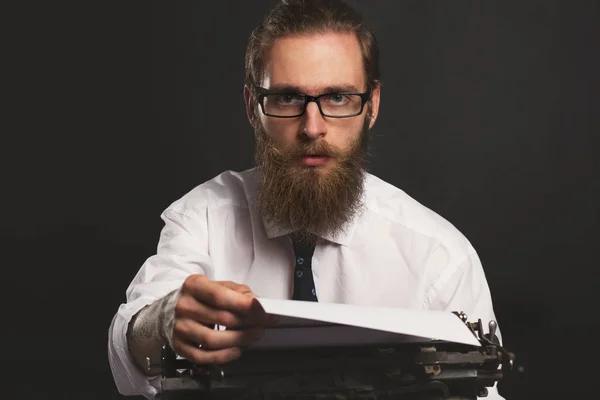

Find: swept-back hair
[244,0,381,100]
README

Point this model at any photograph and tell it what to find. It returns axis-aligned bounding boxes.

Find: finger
[173,340,241,365]
[174,318,265,350]
[182,275,255,315]
[216,281,254,296]
[238,297,272,327]
[175,294,245,328]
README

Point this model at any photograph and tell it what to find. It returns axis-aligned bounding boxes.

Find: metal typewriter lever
[452,311,515,371]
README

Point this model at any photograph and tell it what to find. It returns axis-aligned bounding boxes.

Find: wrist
[157,288,181,349]
[126,288,180,375]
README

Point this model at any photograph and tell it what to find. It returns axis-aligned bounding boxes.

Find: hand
[171,274,273,365]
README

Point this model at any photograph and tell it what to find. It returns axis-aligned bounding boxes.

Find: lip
[300,155,330,167]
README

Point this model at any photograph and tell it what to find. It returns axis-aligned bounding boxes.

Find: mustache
[280,141,344,159]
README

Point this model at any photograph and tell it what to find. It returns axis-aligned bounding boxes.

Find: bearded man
[108,1,504,399]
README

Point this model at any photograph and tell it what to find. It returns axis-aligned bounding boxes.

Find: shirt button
[311,288,316,296]
[296,270,304,278]
[296,257,304,265]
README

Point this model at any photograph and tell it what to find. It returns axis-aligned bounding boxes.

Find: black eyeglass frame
[255,86,372,118]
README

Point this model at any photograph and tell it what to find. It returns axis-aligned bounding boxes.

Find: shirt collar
[246,168,366,247]
[262,212,361,247]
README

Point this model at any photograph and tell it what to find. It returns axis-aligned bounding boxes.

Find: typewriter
[158,312,515,400]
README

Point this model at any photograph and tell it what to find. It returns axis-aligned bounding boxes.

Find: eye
[323,94,350,105]
[275,94,304,105]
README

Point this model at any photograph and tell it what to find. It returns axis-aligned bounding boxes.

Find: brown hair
[244,0,381,101]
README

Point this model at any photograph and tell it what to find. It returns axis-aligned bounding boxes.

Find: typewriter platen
[158,312,516,400]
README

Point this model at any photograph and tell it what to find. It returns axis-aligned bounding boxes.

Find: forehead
[262,32,366,93]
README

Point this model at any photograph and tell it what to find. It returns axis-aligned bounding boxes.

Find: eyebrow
[264,84,364,94]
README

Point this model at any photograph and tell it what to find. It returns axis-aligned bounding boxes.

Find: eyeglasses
[255,87,371,118]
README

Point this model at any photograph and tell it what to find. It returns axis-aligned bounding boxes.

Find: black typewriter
[158,312,515,400]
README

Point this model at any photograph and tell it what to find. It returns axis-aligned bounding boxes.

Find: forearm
[126,288,180,376]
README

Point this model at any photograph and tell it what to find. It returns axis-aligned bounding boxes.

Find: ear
[244,85,257,128]
[367,84,381,129]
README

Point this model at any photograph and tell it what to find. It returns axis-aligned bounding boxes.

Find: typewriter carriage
[158,311,516,400]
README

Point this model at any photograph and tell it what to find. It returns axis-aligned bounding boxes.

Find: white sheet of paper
[255,298,480,347]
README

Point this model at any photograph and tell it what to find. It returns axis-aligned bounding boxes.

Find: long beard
[254,120,369,245]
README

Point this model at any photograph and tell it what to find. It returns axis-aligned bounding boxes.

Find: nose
[301,101,326,139]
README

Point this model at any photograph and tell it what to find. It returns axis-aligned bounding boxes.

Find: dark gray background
[3,0,599,399]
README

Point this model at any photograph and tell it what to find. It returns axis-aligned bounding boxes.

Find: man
[108,0,504,398]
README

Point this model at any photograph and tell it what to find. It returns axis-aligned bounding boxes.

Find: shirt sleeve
[108,207,213,399]
[425,249,505,400]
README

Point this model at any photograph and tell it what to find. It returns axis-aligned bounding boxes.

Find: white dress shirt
[108,168,504,399]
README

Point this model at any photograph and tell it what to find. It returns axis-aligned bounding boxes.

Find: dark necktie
[290,237,319,301]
